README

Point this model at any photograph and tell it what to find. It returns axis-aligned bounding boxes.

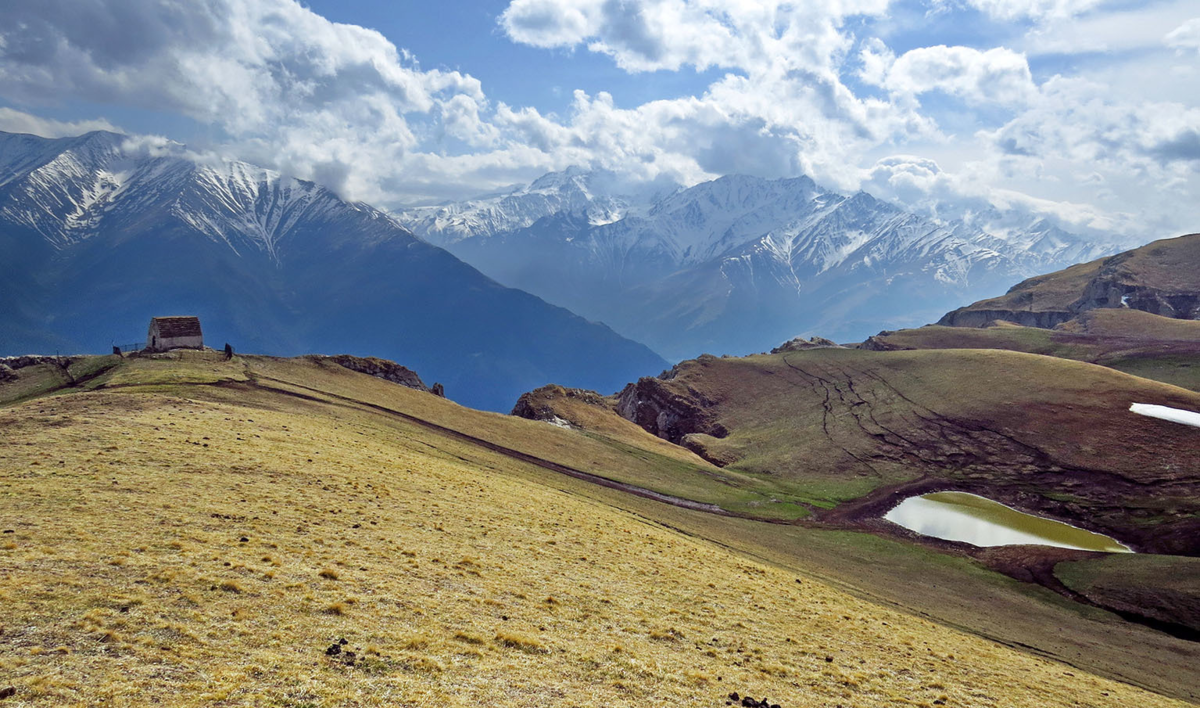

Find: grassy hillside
[598,348,1200,554]
[864,311,1200,391]
[1054,554,1200,637]
[5,351,1191,707]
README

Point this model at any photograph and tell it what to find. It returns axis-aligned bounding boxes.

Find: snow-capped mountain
[0,131,386,257]
[399,170,1120,360]
[0,131,667,411]
[397,166,667,244]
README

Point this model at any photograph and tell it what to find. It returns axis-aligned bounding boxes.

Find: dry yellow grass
[0,360,1188,707]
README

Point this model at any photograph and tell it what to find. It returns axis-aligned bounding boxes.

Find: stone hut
[146,316,204,352]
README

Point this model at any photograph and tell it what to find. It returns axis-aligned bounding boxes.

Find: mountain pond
[885,491,1132,552]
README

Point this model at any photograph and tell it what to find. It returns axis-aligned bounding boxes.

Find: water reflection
[885,491,1131,553]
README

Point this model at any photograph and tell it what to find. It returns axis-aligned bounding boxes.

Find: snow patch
[1130,403,1200,428]
[544,415,575,429]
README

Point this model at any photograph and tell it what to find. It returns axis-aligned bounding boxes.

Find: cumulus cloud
[0,0,1196,239]
[869,45,1037,106]
[1019,1,1200,56]
[861,153,1127,234]
[0,0,488,203]
[0,107,120,138]
[500,0,889,75]
[983,77,1200,168]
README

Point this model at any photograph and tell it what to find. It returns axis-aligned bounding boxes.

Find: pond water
[885,491,1132,553]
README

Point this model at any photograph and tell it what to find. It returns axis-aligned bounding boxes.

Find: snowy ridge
[176,162,347,258]
[400,167,1120,359]
[402,168,1114,293]
[0,130,390,260]
[397,166,653,244]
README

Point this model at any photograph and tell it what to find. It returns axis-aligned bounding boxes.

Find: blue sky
[0,0,1198,238]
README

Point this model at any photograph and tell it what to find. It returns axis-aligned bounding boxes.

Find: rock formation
[318,355,430,392]
[511,385,606,422]
[614,374,728,446]
[771,336,841,353]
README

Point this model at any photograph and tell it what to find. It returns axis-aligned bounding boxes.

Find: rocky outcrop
[938,234,1200,329]
[938,308,1075,329]
[0,355,78,370]
[615,376,727,446]
[0,363,16,383]
[318,355,429,392]
[511,385,607,423]
[430,382,445,398]
[858,332,908,351]
[771,336,841,353]
[1075,276,1200,320]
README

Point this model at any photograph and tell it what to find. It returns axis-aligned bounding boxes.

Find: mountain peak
[526,165,594,192]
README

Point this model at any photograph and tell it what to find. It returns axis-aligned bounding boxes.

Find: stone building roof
[151,316,202,338]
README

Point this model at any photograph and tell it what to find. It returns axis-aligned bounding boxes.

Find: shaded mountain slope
[0,130,666,411]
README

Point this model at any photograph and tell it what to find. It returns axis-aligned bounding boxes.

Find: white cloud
[1020,0,1200,56]
[0,107,120,138]
[1166,18,1200,53]
[861,153,1131,235]
[983,76,1200,168]
[0,0,489,204]
[0,0,1195,240]
[500,0,889,75]
[499,0,602,48]
[957,0,1102,22]
[880,45,1036,106]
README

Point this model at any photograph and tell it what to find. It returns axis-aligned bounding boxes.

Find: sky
[0,0,1198,240]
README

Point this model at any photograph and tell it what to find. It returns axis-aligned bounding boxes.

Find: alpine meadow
[2,1,1199,707]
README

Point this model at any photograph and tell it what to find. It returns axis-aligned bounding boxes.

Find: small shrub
[401,635,429,650]
[649,627,684,642]
[495,631,547,654]
[453,631,486,645]
[318,568,339,580]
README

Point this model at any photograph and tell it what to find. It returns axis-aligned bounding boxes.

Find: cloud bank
[0,0,1197,238]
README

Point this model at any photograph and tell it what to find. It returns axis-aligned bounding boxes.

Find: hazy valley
[399,169,1117,360]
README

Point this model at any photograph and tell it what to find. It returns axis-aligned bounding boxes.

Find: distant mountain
[398,171,1120,361]
[399,166,663,244]
[0,130,668,411]
[939,233,1200,328]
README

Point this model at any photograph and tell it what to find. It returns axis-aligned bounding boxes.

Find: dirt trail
[241,374,749,518]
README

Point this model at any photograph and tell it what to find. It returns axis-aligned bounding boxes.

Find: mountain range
[0,130,667,411]
[0,128,1136,410]
[398,169,1120,361]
